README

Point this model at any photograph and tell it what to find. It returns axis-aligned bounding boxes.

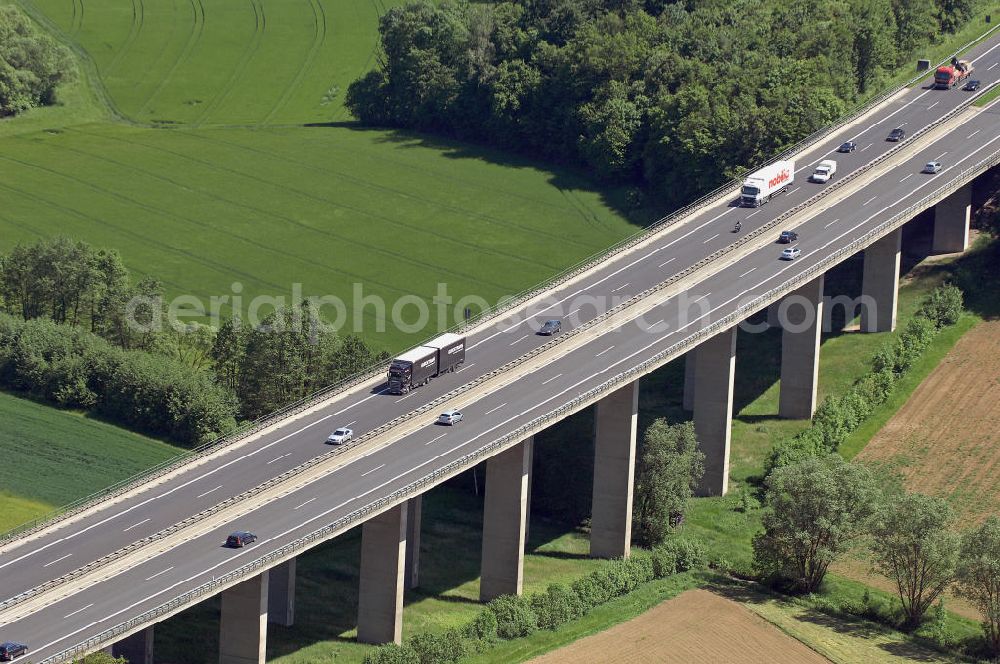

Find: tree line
[0,237,388,443]
[347,0,978,209]
[0,6,73,117]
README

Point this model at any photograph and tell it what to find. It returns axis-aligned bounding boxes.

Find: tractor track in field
[69,125,569,273]
[193,0,265,126]
[134,0,206,119]
[70,0,84,36]
[0,176,281,294]
[103,0,145,78]
[181,130,604,252]
[260,0,327,125]
[53,130,526,293]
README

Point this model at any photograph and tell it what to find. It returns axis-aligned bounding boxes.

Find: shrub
[657,537,707,572]
[0,314,237,444]
[363,644,420,664]
[570,574,604,610]
[764,434,824,476]
[462,607,498,645]
[918,283,963,328]
[487,594,538,639]
[623,555,655,586]
[408,629,466,664]
[651,544,678,578]
[531,583,584,630]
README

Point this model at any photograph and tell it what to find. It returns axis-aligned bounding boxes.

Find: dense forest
[347,0,979,207]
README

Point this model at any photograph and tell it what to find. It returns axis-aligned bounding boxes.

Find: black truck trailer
[387,333,466,394]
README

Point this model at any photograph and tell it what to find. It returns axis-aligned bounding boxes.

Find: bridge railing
[38,127,1000,664]
[4,22,999,548]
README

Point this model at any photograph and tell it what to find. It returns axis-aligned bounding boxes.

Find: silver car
[437,410,463,425]
[326,427,353,444]
[781,246,801,260]
[923,161,942,174]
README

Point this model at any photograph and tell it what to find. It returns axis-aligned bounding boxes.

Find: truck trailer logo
[448,345,464,354]
[768,169,791,188]
[420,358,435,368]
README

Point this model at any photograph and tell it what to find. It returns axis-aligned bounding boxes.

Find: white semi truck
[740,160,795,207]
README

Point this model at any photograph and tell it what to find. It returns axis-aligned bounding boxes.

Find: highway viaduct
[3,30,1000,664]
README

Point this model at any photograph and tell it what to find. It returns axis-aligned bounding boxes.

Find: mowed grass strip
[0,122,635,349]
[0,390,180,512]
[28,0,406,125]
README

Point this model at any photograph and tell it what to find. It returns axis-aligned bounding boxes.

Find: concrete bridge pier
[112,627,154,664]
[219,573,268,664]
[682,353,695,411]
[693,326,737,496]
[590,381,638,558]
[778,275,825,420]
[933,183,971,254]
[480,437,533,602]
[357,504,407,644]
[267,559,296,627]
[404,496,422,590]
[861,228,901,333]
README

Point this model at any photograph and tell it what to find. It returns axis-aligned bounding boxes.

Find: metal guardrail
[41,137,1000,664]
[3,25,990,547]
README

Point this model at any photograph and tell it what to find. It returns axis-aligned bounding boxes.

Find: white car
[923,161,942,174]
[781,246,801,260]
[326,427,353,444]
[437,410,464,425]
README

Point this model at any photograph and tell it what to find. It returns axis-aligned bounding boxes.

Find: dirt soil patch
[528,588,830,664]
[856,319,1000,525]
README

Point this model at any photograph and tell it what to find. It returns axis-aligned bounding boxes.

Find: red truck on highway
[934,58,973,89]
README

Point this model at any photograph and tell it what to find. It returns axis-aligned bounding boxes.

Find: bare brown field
[856,320,1000,524]
[528,588,830,664]
[834,319,1000,620]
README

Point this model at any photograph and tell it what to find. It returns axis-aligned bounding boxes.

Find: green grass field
[0,390,180,531]
[0,0,639,351]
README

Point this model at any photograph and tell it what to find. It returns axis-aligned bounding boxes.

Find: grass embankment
[0,0,640,351]
[0,391,180,532]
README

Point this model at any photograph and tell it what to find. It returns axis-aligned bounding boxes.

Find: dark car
[225,531,257,548]
[837,141,857,153]
[538,319,562,335]
[964,79,981,91]
[886,127,905,142]
[0,643,28,661]
[778,230,799,244]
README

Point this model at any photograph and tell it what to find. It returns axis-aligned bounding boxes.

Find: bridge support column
[933,183,971,254]
[219,573,268,664]
[480,437,533,602]
[682,353,695,411]
[767,302,782,328]
[267,559,296,627]
[693,326,737,497]
[404,496,422,590]
[778,275,825,420]
[113,627,154,664]
[861,228,901,333]
[590,381,638,559]
[357,504,407,644]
